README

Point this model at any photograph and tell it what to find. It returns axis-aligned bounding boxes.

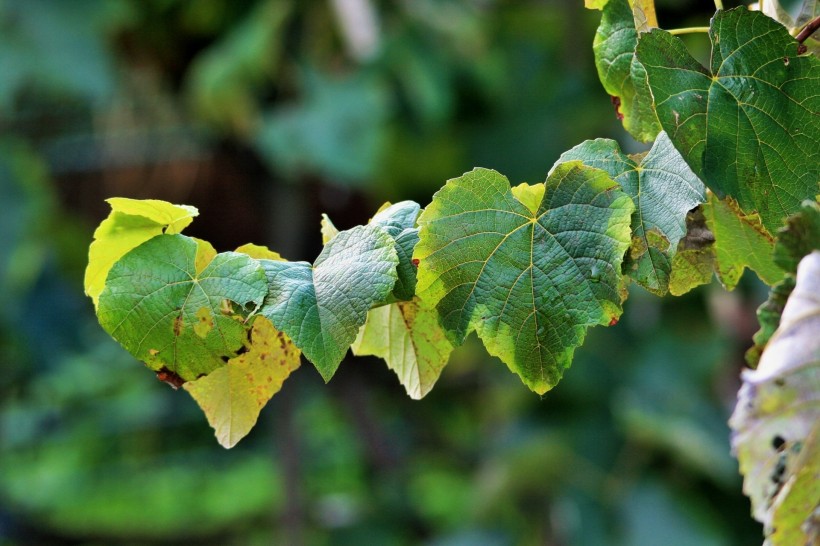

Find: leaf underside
[730,251,820,545]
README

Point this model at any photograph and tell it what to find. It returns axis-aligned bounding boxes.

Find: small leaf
[636,8,820,233]
[184,316,301,448]
[235,243,285,261]
[556,132,705,295]
[84,198,198,306]
[415,165,633,394]
[593,0,662,142]
[259,225,398,381]
[320,213,340,245]
[730,251,820,545]
[352,298,454,399]
[97,234,268,381]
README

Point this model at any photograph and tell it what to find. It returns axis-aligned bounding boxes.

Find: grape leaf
[747,199,820,366]
[258,225,398,381]
[730,251,820,545]
[320,213,340,245]
[668,206,716,296]
[702,194,785,289]
[556,132,705,295]
[352,298,454,399]
[184,316,300,448]
[636,8,820,234]
[593,0,662,142]
[97,234,269,381]
[84,198,198,306]
[414,164,634,394]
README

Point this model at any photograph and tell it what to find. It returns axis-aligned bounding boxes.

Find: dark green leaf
[636,8,820,233]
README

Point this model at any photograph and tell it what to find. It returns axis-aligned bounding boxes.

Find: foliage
[2,0,812,542]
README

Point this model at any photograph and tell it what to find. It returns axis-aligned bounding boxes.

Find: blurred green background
[0,0,768,544]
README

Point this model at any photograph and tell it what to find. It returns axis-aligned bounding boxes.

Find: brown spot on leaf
[610,96,624,120]
[173,314,184,336]
[156,367,185,389]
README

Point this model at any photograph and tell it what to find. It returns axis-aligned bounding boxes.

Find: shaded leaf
[97,234,268,381]
[352,298,453,399]
[259,225,398,381]
[593,0,662,142]
[730,251,820,545]
[669,206,717,296]
[184,316,300,448]
[85,198,198,306]
[636,8,820,233]
[414,165,633,394]
[556,132,705,295]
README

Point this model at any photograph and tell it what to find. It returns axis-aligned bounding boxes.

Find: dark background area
[0,0,769,544]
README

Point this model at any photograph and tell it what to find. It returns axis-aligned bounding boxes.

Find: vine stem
[795,15,820,44]
[668,26,710,35]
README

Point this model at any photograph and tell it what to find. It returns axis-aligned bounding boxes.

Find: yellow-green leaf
[84,198,198,306]
[352,298,454,399]
[184,316,301,448]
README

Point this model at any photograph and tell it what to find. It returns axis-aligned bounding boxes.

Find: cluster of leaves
[85,2,819,542]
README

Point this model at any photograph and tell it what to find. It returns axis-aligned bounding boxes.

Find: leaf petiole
[668,26,710,35]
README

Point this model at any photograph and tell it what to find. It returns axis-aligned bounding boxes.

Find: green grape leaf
[97,234,269,382]
[593,0,662,142]
[184,316,301,448]
[352,298,454,399]
[730,251,820,545]
[556,132,705,295]
[748,199,820,366]
[636,8,820,234]
[84,198,198,306]
[369,201,421,301]
[703,194,785,290]
[414,165,634,394]
[258,225,398,381]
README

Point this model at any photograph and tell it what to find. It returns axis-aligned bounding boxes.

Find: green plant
[84,3,819,543]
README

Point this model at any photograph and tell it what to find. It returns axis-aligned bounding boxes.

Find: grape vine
[85,4,819,543]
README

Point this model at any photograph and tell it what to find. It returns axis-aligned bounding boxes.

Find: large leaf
[414,165,634,394]
[97,234,269,382]
[84,198,198,306]
[184,316,301,448]
[556,132,705,295]
[730,251,820,545]
[636,8,820,233]
[259,225,398,381]
[352,298,454,399]
[593,0,661,142]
